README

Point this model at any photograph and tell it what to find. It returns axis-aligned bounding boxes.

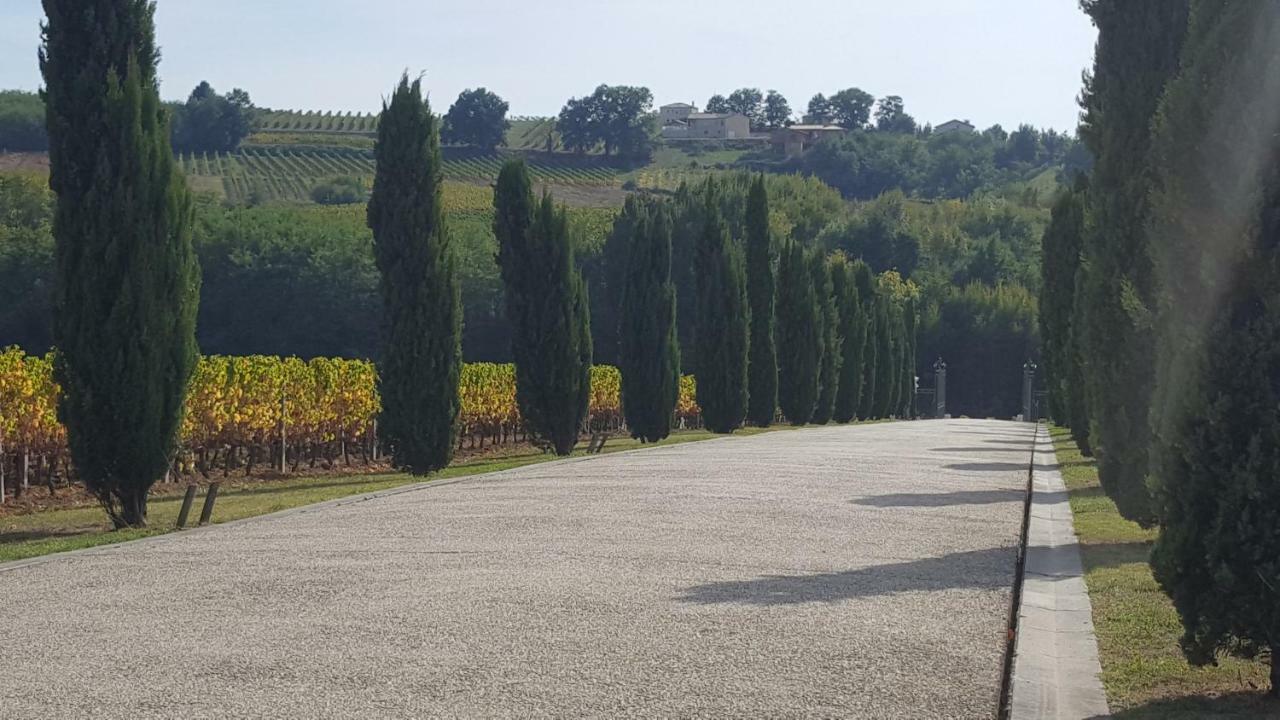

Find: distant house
[659,102,698,126]
[685,113,751,140]
[771,124,846,158]
[934,119,976,136]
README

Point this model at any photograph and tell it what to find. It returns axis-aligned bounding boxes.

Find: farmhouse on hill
[935,119,976,135]
[659,102,697,125]
[771,124,847,158]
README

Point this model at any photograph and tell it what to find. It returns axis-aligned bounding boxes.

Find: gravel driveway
[0,419,1035,719]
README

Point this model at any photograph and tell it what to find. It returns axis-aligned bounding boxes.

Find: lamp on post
[1022,360,1038,422]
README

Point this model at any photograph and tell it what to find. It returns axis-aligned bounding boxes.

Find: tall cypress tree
[871,295,897,420]
[619,202,680,443]
[42,0,199,528]
[693,182,749,434]
[744,175,778,426]
[367,75,461,475]
[831,255,868,423]
[775,240,821,426]
[897,297,918,418]
[1146,0,1280,695]
[1040,176,1091,451]
[593,194,641,366]
[1076,0,1190,526]
[854,262,879,420]
[811,252,841,425]
[494,160,592,455]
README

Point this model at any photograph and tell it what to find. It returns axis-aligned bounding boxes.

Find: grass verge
[1049,426,1277,718]
[1,425,789,565]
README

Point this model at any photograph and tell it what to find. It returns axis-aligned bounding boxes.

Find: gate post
[933,358,947,418]
[1022,361,1037,422]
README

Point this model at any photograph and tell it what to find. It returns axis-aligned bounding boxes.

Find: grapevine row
[0,350,700,497]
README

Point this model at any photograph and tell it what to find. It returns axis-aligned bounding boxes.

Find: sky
[0,0,1096,131]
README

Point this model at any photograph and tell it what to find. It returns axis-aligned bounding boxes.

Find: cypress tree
[1040,176,1091,451]
[1146,0,1280,694]
[494,160,592,455]
[367,75,461,475]
[775,240,821,425]
[897,297,918,418]
[744,175,779,426]
[42,0,199,528]
[593,194,641,365]
[854,262,879,420]
[871,295,897,420]
[619,202,680,443]
[811,253,841,425]
[1076,0,1190,526]
[693,183,749,433]
[830,255,868,423]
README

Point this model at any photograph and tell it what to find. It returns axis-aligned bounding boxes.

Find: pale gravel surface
[0,419,1034,719]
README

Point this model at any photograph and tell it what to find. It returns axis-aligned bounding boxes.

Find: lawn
[1,426,786,565]
[1050,426,1278,718]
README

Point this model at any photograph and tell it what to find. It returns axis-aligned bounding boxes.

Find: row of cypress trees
[607,174,916,436]
[1041,0,1280,695]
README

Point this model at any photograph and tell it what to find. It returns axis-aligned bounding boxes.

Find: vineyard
[255,109,380,135]
[0,349,701,499]
[177,145,618,204]
[252,110,559,150]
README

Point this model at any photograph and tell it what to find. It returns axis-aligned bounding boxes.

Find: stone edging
[1007,424,1110,719]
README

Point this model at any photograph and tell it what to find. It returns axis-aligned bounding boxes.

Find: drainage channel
[995,423,1038,719]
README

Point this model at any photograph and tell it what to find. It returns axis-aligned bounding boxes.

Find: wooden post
[0,438,6,505]
[198,482,220,526]
[175,484,198,528]
[22,451,29,490]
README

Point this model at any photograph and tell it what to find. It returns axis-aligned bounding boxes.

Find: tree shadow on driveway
[851,489,1026,508]
[932,446,1035,453]
[675,547,1017,606]
[945,461,1035,473]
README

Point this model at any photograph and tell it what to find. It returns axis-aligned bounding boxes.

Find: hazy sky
[0,0,1096,131]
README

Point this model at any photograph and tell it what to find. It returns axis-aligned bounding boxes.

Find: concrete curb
[1008,425,1110,719]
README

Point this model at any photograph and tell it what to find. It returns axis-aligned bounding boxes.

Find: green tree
[592,195,643,365]
[744,175,778,426]
[829,87,875,129]
[854,261,879,419]
[1076,0,1189,526]
[555,85,654,159]
[367,75,461,475]
[874,95,916,134]
[619,202,680,443]
[812,253,841,424]
[494,160,592,455]
[705,94,730,114]
[898,297,918,418]
[763,90,792,129]
[725,88,765,126]
[1146,1,1280,695]
[0,90,48,151]
[776,240,821,425]
[830,255,869,423]
[804,93,832,125]
[693,183,749,433]
[871,295,897,418]
[1039,176,1090,450]
[170,81,253,154]
[556,95,596,154]
[41,0,200,528]
[442,87,510,150]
